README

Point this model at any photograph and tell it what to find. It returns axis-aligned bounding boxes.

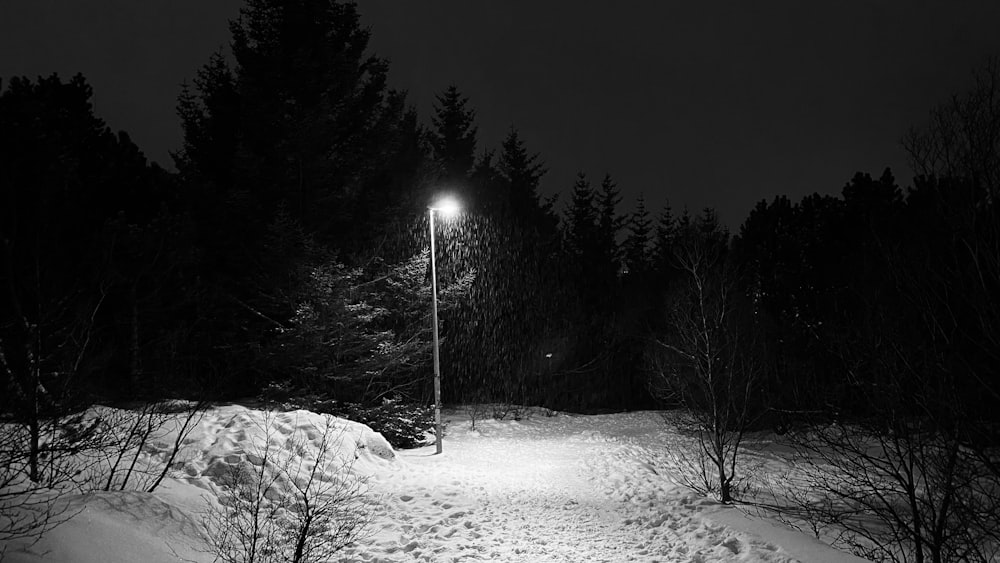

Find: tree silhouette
[498,127,555,235]
[174,0,427,394]
[623,194,652,276]
[430,85,478,193]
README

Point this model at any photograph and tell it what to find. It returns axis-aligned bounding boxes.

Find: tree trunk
[27,328,41,483]
[130,285,142,392]
[28,402,40,483]
[716,437,732,503]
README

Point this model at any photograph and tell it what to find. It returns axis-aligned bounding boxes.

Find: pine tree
[174,0,427,394]
[498,127,555,234]
[698,207,730,251]
[178,0,407,240]
[468,149,500,211]
[597,174,624,276]
[624,194,652,275]
[429,85,478,188]
[176,51,239,191]
[654,202,677,274]
[566,173,598,258]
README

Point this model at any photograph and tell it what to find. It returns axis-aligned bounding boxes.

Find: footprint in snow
[721,537,743,555]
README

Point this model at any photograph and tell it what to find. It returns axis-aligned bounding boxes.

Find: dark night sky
[3,1,1000,228]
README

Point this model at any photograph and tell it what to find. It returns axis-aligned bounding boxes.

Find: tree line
[0,1,652,413]
[1,0,997,436]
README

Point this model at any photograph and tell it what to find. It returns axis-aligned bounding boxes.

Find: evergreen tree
[174,0,427,394]
[558,172,627,408]
[443,132,563,410]
[677,207,692,230]
[177,0,411,240]
[498,127,553,233]
[263,224,474,403]
[653,202,677,274]
[597,174,624,277]
[698,207,730,251]
[429,85,478,191]
[841,168,904,237]
[176,51,239,192]
[624,194,652,275]
[566,173,599,258]
[471,150,499,186]
[467,148,503,213]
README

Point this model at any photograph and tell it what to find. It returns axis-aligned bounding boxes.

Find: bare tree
[204,412,376,563]
[0,280,107,485]
[649,225,759,503]
[762,343,1000,563]
[755,229,1000,563]
[88,401,207,494]
[0,213,114,555]
[0,399,207,562]
[757,61,1000,563]
[903,58,1000,199]
[0,421,82,556]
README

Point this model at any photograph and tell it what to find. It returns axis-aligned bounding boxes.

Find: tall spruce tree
[177,0,412,240]
[615,194,656,408]
[443,128,565,408]
[698,207,729,251]
[497,128,556,235]
[597,174,624,279]
[429,85,478,198]
[176,51,239,192]
[174,0,426,394]
[566,173,599,259]
[624,194,652,275]
[653,202,677,275]
[559,173,621,408]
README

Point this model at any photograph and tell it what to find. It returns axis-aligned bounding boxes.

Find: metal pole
[429,208,443,454]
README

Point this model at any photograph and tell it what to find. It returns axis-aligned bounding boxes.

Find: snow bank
[2,405,867,562]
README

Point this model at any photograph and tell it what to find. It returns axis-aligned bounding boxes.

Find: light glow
[430,197,461,216]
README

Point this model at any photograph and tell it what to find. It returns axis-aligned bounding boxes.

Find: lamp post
[429,198,460,454]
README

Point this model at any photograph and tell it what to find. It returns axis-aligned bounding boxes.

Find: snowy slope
[1,405,867,562]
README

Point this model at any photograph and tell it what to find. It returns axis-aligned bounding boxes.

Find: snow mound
[2,404,397,562]
[169,405,396,494]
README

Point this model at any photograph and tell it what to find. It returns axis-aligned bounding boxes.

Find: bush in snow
[203,412,377,563]
[321,401,435,450]
[0,420,82,553]
[88,401,206,493]
[0,400,207,557]
[265,397,436,450]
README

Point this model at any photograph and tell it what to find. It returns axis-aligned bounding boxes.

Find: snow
[1,405,868,562]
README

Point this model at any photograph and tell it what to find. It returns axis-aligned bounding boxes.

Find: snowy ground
[1,405,868,562]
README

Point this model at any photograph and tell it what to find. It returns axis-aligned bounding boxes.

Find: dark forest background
[2,0,998,447]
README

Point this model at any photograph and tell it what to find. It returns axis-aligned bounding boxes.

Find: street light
[429,197,460,454]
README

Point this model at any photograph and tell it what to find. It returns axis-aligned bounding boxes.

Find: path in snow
[343,411,801,563]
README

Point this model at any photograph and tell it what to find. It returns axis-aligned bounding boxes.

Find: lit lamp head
[430,197,461,217]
